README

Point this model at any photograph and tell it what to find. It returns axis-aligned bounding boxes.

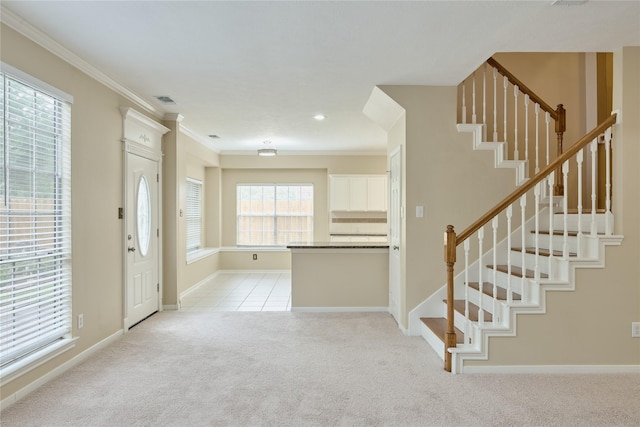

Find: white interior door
[125,152,160,329]
[389,147,402,325]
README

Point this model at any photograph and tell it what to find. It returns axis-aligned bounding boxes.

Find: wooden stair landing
[421,317,463,344]
[468,282,521,301]
[512,247,576,257]
[488,265,548,279]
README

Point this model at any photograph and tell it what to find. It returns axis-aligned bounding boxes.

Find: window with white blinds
[186,178,202,254]
[0,68,73,372]
[236,184,313,246]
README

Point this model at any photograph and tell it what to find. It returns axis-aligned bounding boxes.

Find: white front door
[125,152,160,329]
[389,147,402,325]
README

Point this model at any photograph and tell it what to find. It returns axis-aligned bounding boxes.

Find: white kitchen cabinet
[367,176,387,211]
[329,175,387,212]
[330,176,350,211]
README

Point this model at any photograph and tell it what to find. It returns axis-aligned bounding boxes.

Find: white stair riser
[552,214,607,234]
[527,234,578,254]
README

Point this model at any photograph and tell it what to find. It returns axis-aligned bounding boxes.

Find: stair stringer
[457,123,528,186]
[449,233,624,374]
[409,207,550,337]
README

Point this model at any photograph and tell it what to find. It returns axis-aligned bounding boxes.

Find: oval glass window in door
[137,175,151,257]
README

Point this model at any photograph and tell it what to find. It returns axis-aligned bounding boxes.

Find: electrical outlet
[252,254,258,261]
[632,322,640,338]
[77,314,84,329]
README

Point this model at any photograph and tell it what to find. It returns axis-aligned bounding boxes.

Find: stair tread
[468,282,521,301]
[512,247,577,257]
[420,317,464,344]
[488,265,548,279]
[536,230,605,237]
[442,299,493,322]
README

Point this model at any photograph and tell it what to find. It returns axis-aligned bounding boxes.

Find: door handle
[128,247,136,253]
[393,245,399,251]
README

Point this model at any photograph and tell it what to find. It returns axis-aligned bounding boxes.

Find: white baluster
[472,71,477,124]
[514,85,519,160]
[464,239,470,345]
[524,94,530,163]
[547,173,555,279]
[483,63,487,140]
[590,139,598,236]
[503,76,508,146]
[535,103,540,173]
[493,67,498,142]
[605,128,613,235]
[546,112,551,168]
[492,216,498,325]
[534,182,540,281]
[520,195,527,303]
[563,161,569,259]
[462,78,467,123]
[478,227,484,327]
[506,205,513,304]
[577,149,584,257]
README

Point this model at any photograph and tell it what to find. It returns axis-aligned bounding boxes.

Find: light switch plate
[416,206,424,218]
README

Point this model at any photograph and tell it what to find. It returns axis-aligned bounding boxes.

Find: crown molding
[164,113,185,123]
[1,6,163,119]
[178,123,221,154]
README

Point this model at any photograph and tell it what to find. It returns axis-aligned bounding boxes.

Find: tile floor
[180,271,291,312]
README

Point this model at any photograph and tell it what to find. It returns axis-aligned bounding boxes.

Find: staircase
[412,57,623,374]
[418,208,622,374]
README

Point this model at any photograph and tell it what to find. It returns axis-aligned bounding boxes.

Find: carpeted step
[467,281,521,301]
[420,317,463,344]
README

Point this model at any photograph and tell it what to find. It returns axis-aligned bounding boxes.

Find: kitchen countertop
[287,241,389,249]
[329,233,388,236]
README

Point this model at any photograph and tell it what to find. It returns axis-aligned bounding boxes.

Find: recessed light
[313,114,326,121]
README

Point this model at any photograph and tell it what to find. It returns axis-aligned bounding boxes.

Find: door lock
[128,247,136,252]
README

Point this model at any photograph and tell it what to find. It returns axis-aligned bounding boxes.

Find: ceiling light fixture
[313,114,326,121]
[258,140,277,156]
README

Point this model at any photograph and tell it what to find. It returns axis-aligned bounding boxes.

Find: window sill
[0,337,77,387]
[186,248,219,264]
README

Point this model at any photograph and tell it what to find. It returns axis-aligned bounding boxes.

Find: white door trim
[388,145,402,327]
[121,107,169,331]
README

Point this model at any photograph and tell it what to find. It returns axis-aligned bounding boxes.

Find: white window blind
[0,71,72,370]
[186,178,202,254]
[236,184,313,246]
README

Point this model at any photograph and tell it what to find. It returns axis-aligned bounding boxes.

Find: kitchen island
[287,242,389,311]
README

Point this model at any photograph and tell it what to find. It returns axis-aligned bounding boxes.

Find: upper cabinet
[329,174,387,212]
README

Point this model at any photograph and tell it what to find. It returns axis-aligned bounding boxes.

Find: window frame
[185,177,203,256]
[236,183,314,247]
[0,64,75,382]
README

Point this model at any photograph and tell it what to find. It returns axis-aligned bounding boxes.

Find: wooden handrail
[487,57,559,120]
[444,113,617,372]
[456,113,617,246]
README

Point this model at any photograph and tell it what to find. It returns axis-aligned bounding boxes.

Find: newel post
[554,104,567,196]
[444,225,457,372]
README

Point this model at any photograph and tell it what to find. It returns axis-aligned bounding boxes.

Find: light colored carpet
[1,311,639,426]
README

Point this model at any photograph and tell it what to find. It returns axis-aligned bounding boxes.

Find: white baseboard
[462,364,640,374]
[291,306,388,313]
[216,269,291,274]
[179,270,221,300]
[1,329,123,411]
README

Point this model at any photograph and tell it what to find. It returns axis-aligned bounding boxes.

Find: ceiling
[2,1,639,155]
